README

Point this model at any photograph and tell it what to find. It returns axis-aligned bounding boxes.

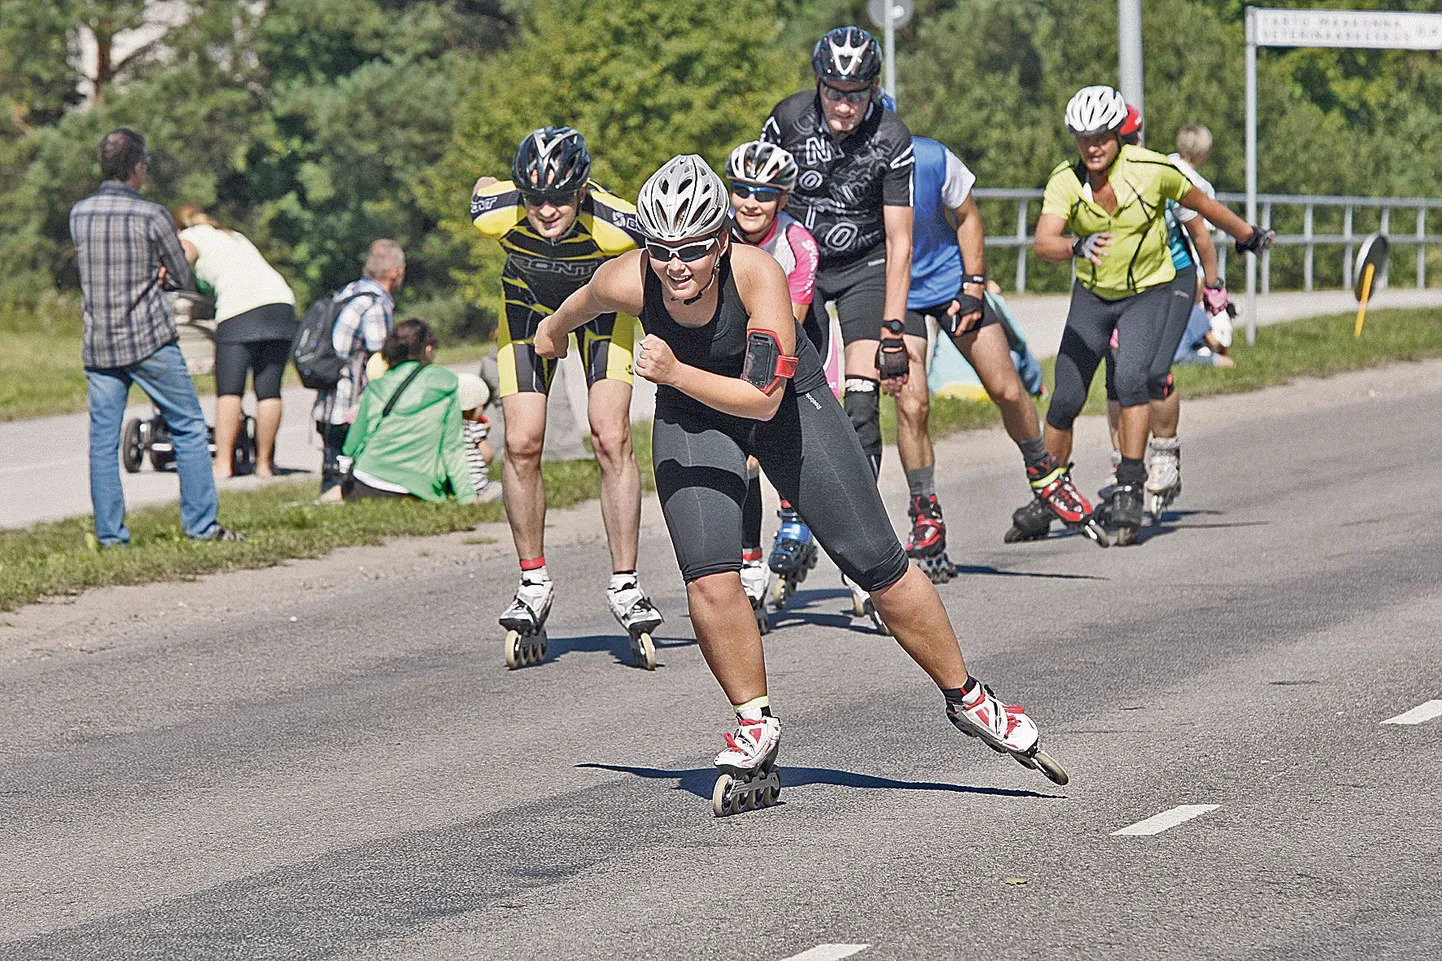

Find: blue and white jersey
[908,136,977,310]
[1165,153,1216,271]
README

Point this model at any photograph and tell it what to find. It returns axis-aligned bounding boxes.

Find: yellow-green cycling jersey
[470,180,645,397]
[1041,144,1193,301]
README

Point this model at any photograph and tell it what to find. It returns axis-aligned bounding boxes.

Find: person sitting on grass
[456,372,502,504]
[341,319,478,504]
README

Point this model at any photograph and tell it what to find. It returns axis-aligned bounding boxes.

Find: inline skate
[499,574,553,669]
[1012,458,1109,547]
[711,715,783,817]
[906,493,954,584]
[947,677,1069,785]
[607,575,664,670]
[768,505,818,608]
[1110,481,1145,547]
[1144,436,1182,523]
[740,554,771,635]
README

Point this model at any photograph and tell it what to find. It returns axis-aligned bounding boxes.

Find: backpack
[291,289,379,390]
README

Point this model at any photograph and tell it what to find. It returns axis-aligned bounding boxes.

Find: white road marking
[780,946,870,961]
[1112,804,1220,836]
[1381,699,1442,726]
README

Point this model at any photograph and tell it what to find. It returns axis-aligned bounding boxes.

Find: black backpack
[291,290,379,390]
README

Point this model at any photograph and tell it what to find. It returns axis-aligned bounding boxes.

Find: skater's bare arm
[1178,188,1258,244]
[881,205,913,326]
[535,253,645,359]
[947,194,987,330]
[1184,216,1220,287]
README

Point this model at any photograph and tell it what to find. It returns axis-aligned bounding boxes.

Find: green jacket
[342,361,478,504]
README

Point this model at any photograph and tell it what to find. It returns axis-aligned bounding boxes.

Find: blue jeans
[86,341,219,545]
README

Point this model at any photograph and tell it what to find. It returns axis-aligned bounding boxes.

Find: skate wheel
[770,577,789,609]
[1031,749,1070,786]
[711,774,733,818]
[755,607,770,636]
[1083,520,1111,548]
[1115,524,1139,547]
[634,631,656,671]
[504,630,521,670]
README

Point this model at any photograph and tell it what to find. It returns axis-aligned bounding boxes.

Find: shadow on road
[578,762,1062,801]
[950,564,1105,581]
[545,632,697,668]
[1133,508,1271,545]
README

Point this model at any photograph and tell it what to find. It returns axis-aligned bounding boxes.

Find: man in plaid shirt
[70,128,242,545]
[312,239,405,501]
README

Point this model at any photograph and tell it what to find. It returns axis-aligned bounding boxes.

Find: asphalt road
[1,362,1440,960]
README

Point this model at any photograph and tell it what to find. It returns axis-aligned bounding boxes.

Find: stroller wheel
[121,418,144,473]
[233,415,257,475]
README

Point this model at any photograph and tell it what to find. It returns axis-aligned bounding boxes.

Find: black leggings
[215,338,291,400]
[653,388,909,592]
[1105,264,1197,403]
[1047,281,1173,430]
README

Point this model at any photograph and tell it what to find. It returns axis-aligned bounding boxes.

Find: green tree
[425,0,801,316]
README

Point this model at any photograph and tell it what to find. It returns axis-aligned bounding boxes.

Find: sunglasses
[644,237,719,264]
[730,182,783,202]
[519,187,580,207]
[819,81,873,105]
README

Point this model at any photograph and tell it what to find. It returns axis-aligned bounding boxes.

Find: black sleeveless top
[640,253,829,417]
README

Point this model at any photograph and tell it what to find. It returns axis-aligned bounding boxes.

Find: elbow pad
[741,330,799,395]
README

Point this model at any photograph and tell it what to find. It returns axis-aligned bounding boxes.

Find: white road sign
[1253,8,1442,50]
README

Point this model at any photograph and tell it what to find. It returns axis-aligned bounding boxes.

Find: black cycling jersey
[761,91,914,269]
[639,252,829,417]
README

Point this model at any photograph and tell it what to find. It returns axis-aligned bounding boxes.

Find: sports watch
[881,318,905,335]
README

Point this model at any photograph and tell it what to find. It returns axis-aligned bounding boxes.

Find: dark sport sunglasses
[519,187,580,207]
[644,236,719,264]
[819,81,873,105]
[730,182,783,202]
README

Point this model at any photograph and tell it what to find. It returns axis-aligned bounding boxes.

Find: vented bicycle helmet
[1064,86,1128,137]
[725,141,799,191]
[812,26,882,85]
[635,155,730,242]
[512,126,591,193]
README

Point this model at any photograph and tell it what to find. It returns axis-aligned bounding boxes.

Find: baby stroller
[121,290,256,473]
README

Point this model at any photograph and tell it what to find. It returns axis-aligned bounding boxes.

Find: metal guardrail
[974,188,1442,293]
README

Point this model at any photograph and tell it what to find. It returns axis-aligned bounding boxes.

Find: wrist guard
[876,330,909,380]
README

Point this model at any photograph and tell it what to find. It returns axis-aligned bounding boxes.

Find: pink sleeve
[786,223,819,305]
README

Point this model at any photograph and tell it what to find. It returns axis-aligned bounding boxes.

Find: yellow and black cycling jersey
[470,180,645,311]
[1041,144,1193,301]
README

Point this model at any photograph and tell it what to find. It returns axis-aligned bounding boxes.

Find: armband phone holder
[741,330,799,395]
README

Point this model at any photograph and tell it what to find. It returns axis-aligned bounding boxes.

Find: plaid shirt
[70,181,192,369]
[312,278,394,425]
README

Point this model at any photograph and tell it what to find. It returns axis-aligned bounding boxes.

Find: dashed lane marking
[1382,699,1442,726]
[780,946,870,961]
[1111,804,1221,837]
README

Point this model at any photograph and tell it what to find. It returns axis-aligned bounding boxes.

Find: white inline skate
[740,559,771,636]
[946,678,1069,785]
[842,574,890,636]
[607,575,664,670]
[500,573,553,669]
[712,715,783,817]
[1144,436,1182,524]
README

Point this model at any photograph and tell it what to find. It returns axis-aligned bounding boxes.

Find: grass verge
[0,459,598,612]
[0,313,493,422]
[3,306,1437,612]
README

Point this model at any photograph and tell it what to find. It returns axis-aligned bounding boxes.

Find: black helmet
[512,126,591,194]
[812,26,882,85]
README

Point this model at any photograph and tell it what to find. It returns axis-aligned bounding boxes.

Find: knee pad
[844,377,882,476]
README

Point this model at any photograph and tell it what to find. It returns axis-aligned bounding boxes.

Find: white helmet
[635,155,729,242]
[1064,85,1127,136]
[725,141,799,190]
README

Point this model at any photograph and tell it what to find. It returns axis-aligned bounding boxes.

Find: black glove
[1236,226,1275,255]
[876,329,909,380]
[943,292,986,336]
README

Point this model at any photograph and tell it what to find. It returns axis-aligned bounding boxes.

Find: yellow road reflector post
[1354,262,1375,339]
